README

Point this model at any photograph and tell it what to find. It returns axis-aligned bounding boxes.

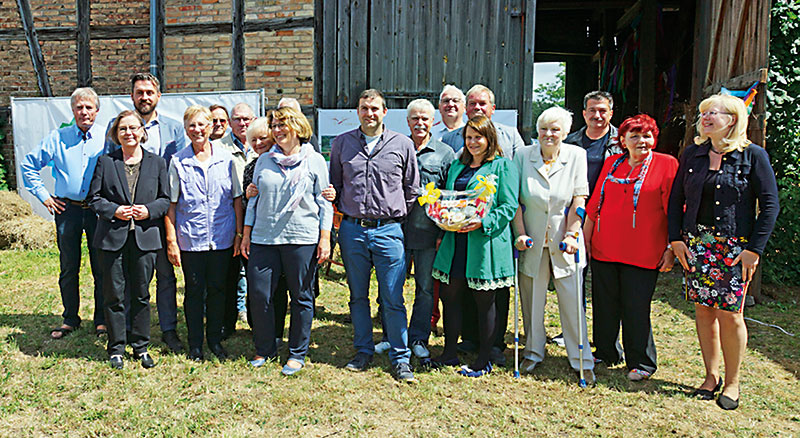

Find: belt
[60,198,90,209]
[342,215,402,228]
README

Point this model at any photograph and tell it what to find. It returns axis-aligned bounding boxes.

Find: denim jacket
[404,137,455,250]
[667,141,779,254]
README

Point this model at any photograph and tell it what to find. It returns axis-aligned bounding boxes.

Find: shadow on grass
[0,313,108,361]
[653,270,800,379]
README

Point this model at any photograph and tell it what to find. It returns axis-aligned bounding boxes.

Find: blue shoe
[250,357,267,368]
[374,341,391,354]
[411,341,431,359]
[281,359,304,376]
[457,362,493,378]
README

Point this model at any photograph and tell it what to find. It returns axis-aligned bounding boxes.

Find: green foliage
[763,1,800,284]
[532,63,566,135]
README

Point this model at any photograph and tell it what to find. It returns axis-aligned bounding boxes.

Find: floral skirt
[684,225,749,313]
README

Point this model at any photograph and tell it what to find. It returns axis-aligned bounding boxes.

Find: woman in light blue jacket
[240,107,333,375]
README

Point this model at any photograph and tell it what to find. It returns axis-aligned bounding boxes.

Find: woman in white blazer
[512,106,595,384]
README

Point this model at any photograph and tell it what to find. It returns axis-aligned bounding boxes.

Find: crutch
[513,237,533,378]
[559,206,587,388]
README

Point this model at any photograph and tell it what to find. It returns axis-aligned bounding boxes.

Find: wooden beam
[231,0,245,90]
[537,0,635,10]
[638,0,656,114]
[520,0,538,143]
[15,0,52,97]
[76,0,91,87]
[730,0,753,79]
[705,0,730,86]
[616,0,641,30]
[151,0,166,89]
[0,17,314,41]
[702,68,769,95]
[313,0,323,111]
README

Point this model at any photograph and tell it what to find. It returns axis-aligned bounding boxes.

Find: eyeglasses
[700,111,732,118]
[270,122,287,130]
[118,125,142,133]
[441,98,462,105]
[212,118,228,124]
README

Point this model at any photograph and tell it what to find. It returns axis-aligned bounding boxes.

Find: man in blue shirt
[21,87,106,339]
[105,73,187,353]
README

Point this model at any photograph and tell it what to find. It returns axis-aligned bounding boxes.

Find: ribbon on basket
[418,182,441,206]
[474,174,497,201]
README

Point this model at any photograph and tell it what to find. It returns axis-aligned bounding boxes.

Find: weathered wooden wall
[691,0,771,147]
[315,0,537,141]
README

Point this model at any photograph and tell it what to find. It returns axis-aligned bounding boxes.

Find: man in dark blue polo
[330,89,420,383]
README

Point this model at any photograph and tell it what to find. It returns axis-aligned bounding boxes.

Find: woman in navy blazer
[89,110,170,370]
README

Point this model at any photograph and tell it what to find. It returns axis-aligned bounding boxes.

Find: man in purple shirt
[330,89,420,383]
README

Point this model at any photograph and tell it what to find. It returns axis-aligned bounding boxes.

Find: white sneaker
[411,341,430,359]
[374,340,391,354]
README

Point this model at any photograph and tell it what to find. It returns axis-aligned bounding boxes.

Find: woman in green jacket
[431,115,520,377]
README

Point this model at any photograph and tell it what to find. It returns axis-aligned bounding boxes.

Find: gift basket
[417,174,498,232]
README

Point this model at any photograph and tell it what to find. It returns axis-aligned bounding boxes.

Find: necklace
[709,148,725,155]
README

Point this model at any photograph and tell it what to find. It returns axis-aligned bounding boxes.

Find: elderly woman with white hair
[512,106,595,383]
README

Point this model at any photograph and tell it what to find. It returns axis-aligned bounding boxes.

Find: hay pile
[0,191,55,250]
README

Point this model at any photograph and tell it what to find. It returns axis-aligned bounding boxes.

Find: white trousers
[519,248,594,371]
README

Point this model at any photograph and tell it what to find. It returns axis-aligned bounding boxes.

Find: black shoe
[489,347,507,367]
[457,340,478,354]
[109,354,124,370]
[692,378,723,401]
[717,393,739,410]
[345,352,373,372]
[209,343,228,361]
[188,347,204,362]
[392,362,416,383]
[134,351,156,369]
[162,330,185,354]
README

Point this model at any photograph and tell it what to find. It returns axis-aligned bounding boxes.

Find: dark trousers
[591,259,659,374]
[125,232,178,333]
[440,278,497,369]
[55,202,104,328]
[223,255,245,334]
[181,248,231,349]
[247,243,317,361]
[462,286,509,349]
[100,234,155,356]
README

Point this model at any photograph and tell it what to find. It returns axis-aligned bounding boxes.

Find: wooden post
[150,0,165,89]
[16,0,52,97]
[519,0,537,143]
[638,0,656,115]
[76,0,91,87]
[231,0,245,90]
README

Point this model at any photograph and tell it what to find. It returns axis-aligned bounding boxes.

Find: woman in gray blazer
[89,110,170,370]
[512,106,595,383]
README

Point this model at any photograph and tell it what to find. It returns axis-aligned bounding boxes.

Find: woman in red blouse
[583,114,678,381]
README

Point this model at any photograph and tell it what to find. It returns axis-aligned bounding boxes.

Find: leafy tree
[763,1,800,284]
[532,63,566,136]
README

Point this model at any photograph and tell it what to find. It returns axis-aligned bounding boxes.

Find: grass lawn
[0,246,798,437]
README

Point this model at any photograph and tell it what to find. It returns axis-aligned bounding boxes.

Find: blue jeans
[339,220,410,364]
[55,202,103,328]
[406,248,436,345]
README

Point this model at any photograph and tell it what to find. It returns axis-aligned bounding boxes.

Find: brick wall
[0,0,315,189]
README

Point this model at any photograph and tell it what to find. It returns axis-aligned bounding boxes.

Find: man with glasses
[432,85,466,141]
[22,87,106,340]
[209,104,230,141]
[213,102,257,338]
[105,73,187,353]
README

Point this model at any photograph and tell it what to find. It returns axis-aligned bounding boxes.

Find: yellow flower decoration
[418,182,441,205]
[474,174,497,200]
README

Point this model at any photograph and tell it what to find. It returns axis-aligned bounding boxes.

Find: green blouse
[432,156,520,290]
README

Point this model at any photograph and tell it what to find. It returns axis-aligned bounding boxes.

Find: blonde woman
[668,94,779,410]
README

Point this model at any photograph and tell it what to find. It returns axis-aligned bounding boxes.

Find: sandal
[50,325,77,340]
[692,378,723,400]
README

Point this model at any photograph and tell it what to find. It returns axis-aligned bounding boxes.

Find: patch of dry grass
[0,191,54,250]
[0,246,798,437]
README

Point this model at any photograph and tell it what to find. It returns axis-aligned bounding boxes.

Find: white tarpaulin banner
[12,89,264,219]
[316,109,518,158]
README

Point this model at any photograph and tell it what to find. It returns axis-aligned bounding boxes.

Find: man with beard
[209,104,230,141]
[105,73,187,353]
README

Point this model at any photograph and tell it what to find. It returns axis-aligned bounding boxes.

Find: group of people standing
[21,76,778,410]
